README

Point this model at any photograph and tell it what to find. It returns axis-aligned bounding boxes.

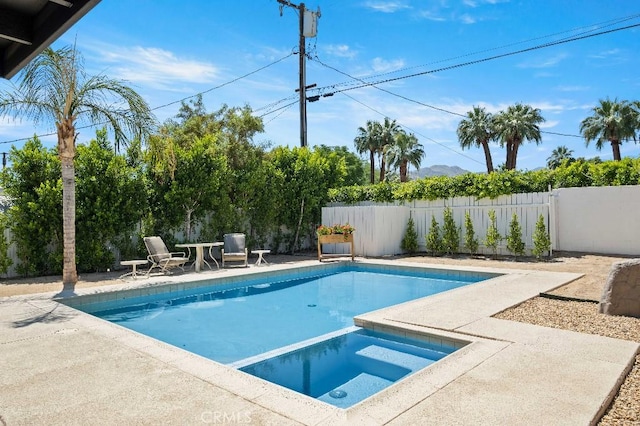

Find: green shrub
[484,209,502,258]
[506,213,525,259]
[532,214,551,259]
[441,207,460,255]
[401,217,419,254]
[463,211,479,256]
[425,215,443,256]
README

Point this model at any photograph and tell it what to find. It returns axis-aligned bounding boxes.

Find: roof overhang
[0,0,101,79]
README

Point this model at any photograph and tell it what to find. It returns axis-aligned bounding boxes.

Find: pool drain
[307,304,316,307]
[329,389,347,399]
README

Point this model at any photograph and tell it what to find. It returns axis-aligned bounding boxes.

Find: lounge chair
[144,236,189,275]
[221,233,248,267]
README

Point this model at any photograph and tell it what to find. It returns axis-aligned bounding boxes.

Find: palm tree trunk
[369,151,375,184]
[611,140,622,161]
[61,157,78,288]
[379,157,386,182]
[58,119,78,289]
[400,161,408,182]
[512,141,520,170]
[481,141,494,173]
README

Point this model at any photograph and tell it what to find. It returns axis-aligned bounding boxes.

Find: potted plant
[317,224,355,243]
[317,223,355,261]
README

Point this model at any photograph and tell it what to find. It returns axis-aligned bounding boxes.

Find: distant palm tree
[546,145,574,169]
[457,106,495,173]
[493,103,545,170]
[386,130,425,182]
[0,46,154,289]
[378,117,401,182]
[354,120,380,184]
[580,98,636,161]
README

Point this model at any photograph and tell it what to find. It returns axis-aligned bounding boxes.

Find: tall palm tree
[493,103,545,170]
[0,46,154,289]
[377,117,401,182]
[457,106,495,173]
[546,145,574,169]
[354,120,380,184]
[386,130,425,182]
[580,98,635,161]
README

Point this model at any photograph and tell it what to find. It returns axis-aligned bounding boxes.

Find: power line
[313,56,584,139]
[308,12,640,92]
[149,52,294,112]
[0,52,296,145]
[258,99,299,118]
[315,23,640,96]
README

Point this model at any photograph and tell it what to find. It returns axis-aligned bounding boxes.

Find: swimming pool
[72,263,495,365]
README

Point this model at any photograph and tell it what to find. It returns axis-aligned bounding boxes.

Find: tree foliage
[328,158,640,204]
[485,210,502,258]
[0,138,62,276]
[532,214,551,259]
[75,129,148,271]
[401,216,419,254]
[506,213,525,259]
[441,207,460,255]
[425,215,443,256]
[463,211,479,256]
[580,98,636,161]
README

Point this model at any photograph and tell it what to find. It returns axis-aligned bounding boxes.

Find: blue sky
[1,1,639,172]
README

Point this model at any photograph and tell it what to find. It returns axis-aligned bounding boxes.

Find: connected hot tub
[238,327,465,408]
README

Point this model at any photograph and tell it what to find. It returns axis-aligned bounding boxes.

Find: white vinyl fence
[323,192,550,257]
[322,185,640,258]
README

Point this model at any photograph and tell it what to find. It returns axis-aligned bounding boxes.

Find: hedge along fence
[322,191,551,257]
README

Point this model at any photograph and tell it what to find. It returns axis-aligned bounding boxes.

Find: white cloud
[84,42,219,89]
[539,120,559,129]
[459,14,476,24]
[324,44,357,59]
[588,48,622,60]
[555,85,589,92]
[416,10,447,21]
[371,57,405,73]
[518,53,568,69]
[363,1,410,13]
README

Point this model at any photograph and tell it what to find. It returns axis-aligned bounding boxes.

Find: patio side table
[120,259,148,279]
[251,249,270,266]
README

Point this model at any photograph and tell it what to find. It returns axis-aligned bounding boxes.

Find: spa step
[317,373,393,408]
[355,344,435,372]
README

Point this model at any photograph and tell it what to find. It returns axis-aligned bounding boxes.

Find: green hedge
[328,158,640,203]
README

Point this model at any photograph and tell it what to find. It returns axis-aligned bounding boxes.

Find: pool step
[317,373,393,408]
[356,344,435,372]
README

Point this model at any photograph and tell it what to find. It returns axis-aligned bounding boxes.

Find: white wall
[552,186,640,255]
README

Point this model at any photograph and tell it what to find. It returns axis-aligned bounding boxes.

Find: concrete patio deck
[1,259,637,425]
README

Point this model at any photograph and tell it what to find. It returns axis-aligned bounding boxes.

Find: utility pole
[277,1,320,148]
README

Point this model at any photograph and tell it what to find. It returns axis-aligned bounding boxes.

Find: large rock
[599,259,640,318]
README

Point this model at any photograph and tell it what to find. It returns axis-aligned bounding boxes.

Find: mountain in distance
[410,165,471,179]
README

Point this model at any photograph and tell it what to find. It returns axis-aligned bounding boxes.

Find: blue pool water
[241,327,458,409]
[83,265,489,364]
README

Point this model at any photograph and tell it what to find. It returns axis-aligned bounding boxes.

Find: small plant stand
[317,234,354,262]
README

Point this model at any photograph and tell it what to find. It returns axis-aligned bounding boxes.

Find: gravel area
[495,297,640,425]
